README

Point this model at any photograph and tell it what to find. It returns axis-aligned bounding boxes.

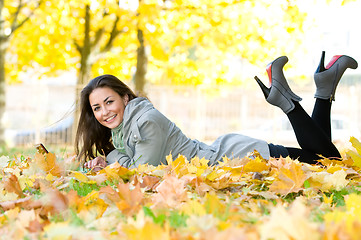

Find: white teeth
[105,115,116,122]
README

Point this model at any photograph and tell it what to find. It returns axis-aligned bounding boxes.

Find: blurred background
[1,0,361,153]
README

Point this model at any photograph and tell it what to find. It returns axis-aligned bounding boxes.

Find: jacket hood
[122,97,154,129]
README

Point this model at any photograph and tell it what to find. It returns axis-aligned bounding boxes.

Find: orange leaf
[34,152,62,177]
[3,174,25,197]
[268,162,308,195]
[100,182,144,216]
[152,174,188,208]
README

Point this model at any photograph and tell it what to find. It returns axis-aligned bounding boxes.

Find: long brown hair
[75,74,137,163]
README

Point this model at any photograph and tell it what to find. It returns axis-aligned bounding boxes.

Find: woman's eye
[93,107,100,111]
[106,100,113,105]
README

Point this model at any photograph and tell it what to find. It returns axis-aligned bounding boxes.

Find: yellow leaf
[326,165,343,174]
[260,198,320,240]
[123,220,170,240]
[100,162,132,182]
[243,157,269,172]
[347,149,361,168]
[171,155,189,177]
[69,171,96,184]
[308,170,348,191]
[34,152,62,177]
[204,192,226,217]
[268,162,307,195]
[166,154,173,165]
[324,193,361,238]
[350,137,361,155]
[206,169,225,181]
[323,193,333,205]
[181,199,206,216]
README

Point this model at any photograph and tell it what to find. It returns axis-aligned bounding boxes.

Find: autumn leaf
[99,182,144,216]
[3,174,25,197]
[346,137,361,168]
[324,193,361,239]
[132,175,161,191]
[121,211,170,240]
[152,174,188,208]
[308,170,349,192]
[260,198,320,240]
[100,162,134,182]
[34,152,62,177]
[243,157,269,173]
[268,161,308,195]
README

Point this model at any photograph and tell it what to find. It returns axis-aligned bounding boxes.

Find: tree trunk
[134,28,148,96]
[72,4,92,143]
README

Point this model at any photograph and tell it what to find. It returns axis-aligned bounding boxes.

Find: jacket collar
[122,97,154,129]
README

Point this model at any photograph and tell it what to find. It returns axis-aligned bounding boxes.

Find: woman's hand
[83,156,107,172]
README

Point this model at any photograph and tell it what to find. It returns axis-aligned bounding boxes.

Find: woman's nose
[102,106,110,115]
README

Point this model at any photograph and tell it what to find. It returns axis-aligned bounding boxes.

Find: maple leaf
[268,156,294,169]
[170,154,189,177]
[38,189,69,218]
[99,162,134,182]
[73,190,108,220]
[152,174,188,208]
[345,137,361,168]
[268,161,308,195]
[2,174,25,198]
[34,152,62,177]
[308,170,348,192]
[132,175,161,191]
[99,182,144,216]
[243,157,269,173]
[260,197,320,240]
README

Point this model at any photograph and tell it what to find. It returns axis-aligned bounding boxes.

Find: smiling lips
[105,114,117,122]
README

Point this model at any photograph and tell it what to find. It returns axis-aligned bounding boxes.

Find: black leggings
[270,98,341,164]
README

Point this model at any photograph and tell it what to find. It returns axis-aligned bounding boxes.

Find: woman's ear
[123,94,129,105]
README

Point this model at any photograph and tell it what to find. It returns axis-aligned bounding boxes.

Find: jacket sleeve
[106,119,167,168]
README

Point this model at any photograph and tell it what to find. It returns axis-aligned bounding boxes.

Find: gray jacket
[107,97,270,168]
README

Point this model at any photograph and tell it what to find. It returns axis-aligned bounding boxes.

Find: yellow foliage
[243,157,269,173]
[268,161,307,195]
[347,137,361,168]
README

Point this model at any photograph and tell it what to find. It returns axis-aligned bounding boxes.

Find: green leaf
[169,211,188,228]
[304,180,310,189]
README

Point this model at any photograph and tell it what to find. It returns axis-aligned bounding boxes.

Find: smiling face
[89,87,129,129]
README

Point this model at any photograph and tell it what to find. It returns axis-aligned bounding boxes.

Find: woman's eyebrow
[91,96,112,107]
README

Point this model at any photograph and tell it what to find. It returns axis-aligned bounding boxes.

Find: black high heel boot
[255,56,302,114]
[314,51,358,101]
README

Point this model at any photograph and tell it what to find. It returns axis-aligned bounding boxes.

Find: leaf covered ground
[2,138,361,239]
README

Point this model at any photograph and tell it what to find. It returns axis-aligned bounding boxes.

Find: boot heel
[314,52,358,100]
[256,56,301,114]
[254,76,270,99]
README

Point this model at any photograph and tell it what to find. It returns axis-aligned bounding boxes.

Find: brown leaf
[34,152,62,177]
[152,174,188,208]
[26,219,45,233]
[0,197,31,211]
[3,174,25,197]
[132,175,161,191]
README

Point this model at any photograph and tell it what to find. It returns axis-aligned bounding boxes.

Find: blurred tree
[3,0,355,145]
[9,0,310,91]
[0,0,44,145]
